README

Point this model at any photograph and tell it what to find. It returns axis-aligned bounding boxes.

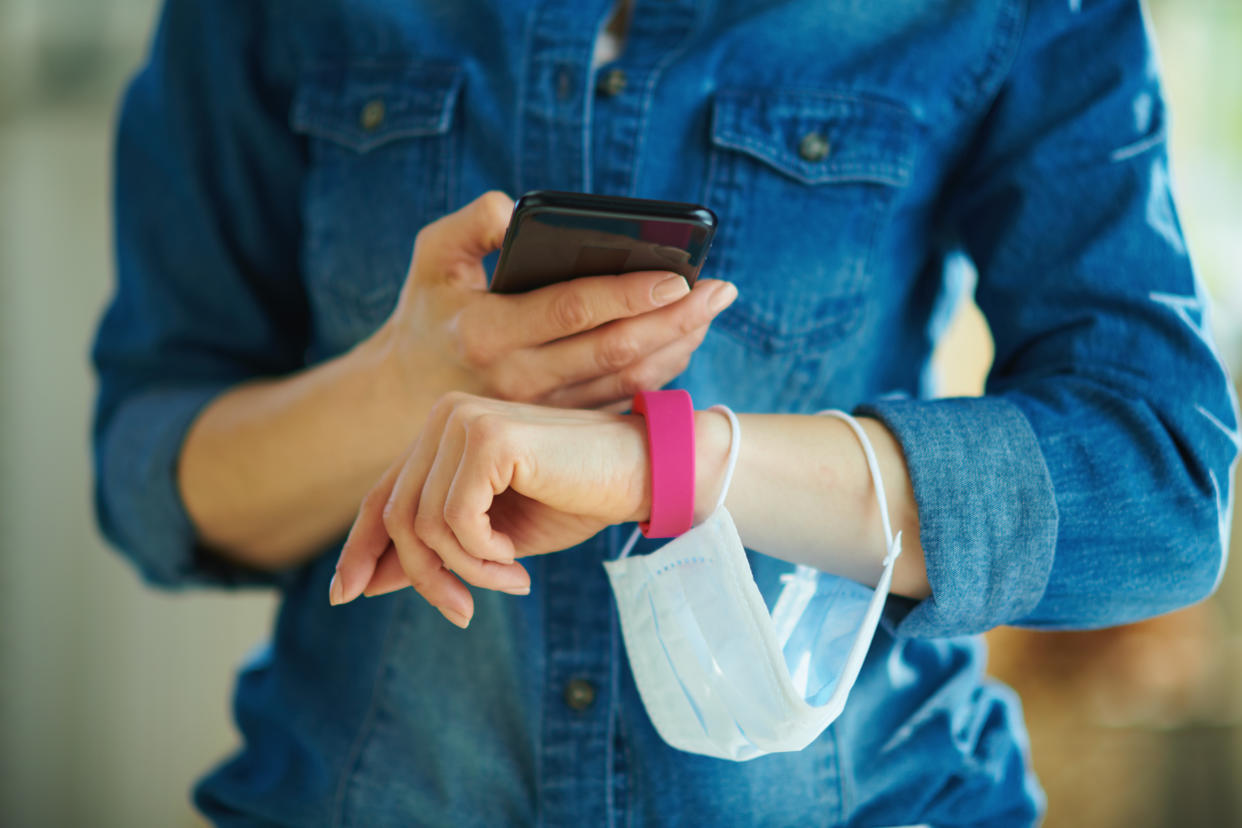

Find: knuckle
[406,565,439,596]
[478,189,514,220]
[549,290,593,332]
[457,324,494,368]
[411,216,445,255]
[381,499,411,540]
[618,365,656,397]
[359,487,385,516]
[679,309,703,336]
[445,397,488,429]
[618,284,645,316]
[412,511,448,547]
[412,221,435,248]
[441,500,475,531]
[597,333,640,372]
[430,391,463,420]
[470,412,508,446]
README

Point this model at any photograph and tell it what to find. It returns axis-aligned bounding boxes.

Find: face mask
[603,407,902,761]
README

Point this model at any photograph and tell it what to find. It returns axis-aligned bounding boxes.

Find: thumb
[412,190,514,288]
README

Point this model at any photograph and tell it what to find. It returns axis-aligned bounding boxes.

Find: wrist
[623,407,732,527]
[344,323,427,434]
[359,320,441,420]
[693,408,732,523]
[621,413,654,524]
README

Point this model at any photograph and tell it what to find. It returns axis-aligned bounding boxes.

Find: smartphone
[489,190,717,294]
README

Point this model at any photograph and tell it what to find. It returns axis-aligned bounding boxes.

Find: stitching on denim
[514,6,538,196]
[951,0,1027,114]
[703,84,911,352]
[331,599,405,828]
[718,86,915,117]
[534,554,548,828]
[298,125,450,154]
[291,67,463,152]
[710,133,911,187]
[628,2,706,198]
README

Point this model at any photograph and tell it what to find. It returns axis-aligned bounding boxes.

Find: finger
[413,190,514,287]
[470,270,698,352]
[389,522,477,628]
[542,322,712,410]
[331,458,405,605]
[381,425,480,617]
[361,543,408,597]
[510,278,736,397]
[371,399,484,622]
[411,416,532,591]
[443,418,520,564]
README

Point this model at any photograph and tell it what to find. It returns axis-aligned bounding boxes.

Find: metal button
[596,67,628,97]
[360,99,386,132]
[798,131,830,162]
[563,678,597,711]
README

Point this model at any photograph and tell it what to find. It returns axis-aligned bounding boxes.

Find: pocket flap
[291,60,463,153]
[711,88,918,187]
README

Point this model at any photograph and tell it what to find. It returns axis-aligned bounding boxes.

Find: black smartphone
[489,190,717,294]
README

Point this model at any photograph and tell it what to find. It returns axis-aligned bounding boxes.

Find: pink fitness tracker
[632,390,695,538]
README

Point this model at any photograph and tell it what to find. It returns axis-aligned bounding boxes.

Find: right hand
[372,191,738,411]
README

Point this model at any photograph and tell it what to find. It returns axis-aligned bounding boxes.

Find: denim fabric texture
[91,0,1238,825]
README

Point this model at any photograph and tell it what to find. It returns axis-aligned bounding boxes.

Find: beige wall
[0,1,1239,826]
[0,103,276,828]
[1,4,275,826]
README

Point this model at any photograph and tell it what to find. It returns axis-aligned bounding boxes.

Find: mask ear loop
[617,405,742,559]
[817,409,902,569]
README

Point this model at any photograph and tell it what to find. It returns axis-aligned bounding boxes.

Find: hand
[372,191,738,411]
[329,392,650,627]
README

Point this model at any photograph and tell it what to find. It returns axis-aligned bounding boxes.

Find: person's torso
[195,1,1043,825]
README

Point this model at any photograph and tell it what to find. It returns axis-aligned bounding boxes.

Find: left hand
[329,392,651,626]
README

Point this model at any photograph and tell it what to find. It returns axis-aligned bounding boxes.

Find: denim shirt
[92,0,1238,825]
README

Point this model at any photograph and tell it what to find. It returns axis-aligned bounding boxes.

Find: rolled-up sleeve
[862,0,1239,637]
[91,0,307,588]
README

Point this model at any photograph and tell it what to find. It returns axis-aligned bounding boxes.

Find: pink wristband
[632,390,695,538]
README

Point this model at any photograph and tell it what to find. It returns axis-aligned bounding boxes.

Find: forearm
[178,325,426,572]
[692,411,930,600]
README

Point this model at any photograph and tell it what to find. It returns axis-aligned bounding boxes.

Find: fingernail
[329,571,345,606]
[652,275,690,305]
[438,605,471,628]
[709,283,738,313]
[501,586,531,596]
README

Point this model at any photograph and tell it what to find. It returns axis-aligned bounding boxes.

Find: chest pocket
[291,60,463,353]
[703,88,919,355]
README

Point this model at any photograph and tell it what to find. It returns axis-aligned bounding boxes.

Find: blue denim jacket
[92,0,1238,825]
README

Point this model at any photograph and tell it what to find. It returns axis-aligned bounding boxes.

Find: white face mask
[603,407,902,761]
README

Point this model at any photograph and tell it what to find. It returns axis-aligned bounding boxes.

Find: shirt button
[360,99,386,132]
[563,678,597,711]
[596,67,628,97]
[798,131,830,162]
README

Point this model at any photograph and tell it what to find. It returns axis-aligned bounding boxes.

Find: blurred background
[0,0,1238,825]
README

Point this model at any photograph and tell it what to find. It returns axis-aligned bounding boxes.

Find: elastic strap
[818,409,901,566]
